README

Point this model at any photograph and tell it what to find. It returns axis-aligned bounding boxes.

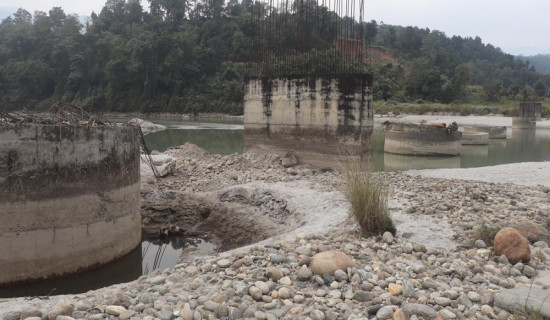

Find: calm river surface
[143,118,550,171]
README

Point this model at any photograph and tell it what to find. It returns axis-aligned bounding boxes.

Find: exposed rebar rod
[247,0,366,77]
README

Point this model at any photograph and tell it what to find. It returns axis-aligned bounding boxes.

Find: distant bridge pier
[512,102,541,129]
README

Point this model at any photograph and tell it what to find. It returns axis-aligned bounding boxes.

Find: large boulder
[494,228,531,264]
[310,251,354,275]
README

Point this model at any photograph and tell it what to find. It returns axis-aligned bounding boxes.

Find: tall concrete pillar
[0,124,141,286]
[244,74,373,167]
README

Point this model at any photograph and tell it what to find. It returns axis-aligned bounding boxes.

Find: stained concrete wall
[0,124,141,286]
[519,102,541,120]
[244,74,373,166]
[384,123,462,156]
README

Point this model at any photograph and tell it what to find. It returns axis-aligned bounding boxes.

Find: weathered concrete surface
[384,123,462,156]
[461,132,489,145]
[244,75,373,165]
[463,125,507,139]
[0,124,141,286]
[519,102,542,120]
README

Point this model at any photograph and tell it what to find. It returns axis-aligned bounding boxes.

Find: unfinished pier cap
[0,119,141,286]
[244,0,372,162]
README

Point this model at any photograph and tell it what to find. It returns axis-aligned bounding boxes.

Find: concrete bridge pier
[244,74,373,167]
[0,124,141,287]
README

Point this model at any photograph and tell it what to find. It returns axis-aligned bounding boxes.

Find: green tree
[482,81,501,102]
[450,63,471,102]
[534,80,547,98]
[13,8,32,24]
[404,58,430,99]
[364,20,377,44]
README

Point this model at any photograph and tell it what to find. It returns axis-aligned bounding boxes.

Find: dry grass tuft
[342,160,395,236]
[512,308,546,320]
[474,224,502,247]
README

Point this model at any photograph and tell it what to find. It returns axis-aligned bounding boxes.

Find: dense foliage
[0,1,549,113]
[367,23,550,103]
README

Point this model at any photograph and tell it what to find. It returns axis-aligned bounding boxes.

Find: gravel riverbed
[2,143,550,320]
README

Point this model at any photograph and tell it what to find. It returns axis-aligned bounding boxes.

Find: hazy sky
[1,0,549,56]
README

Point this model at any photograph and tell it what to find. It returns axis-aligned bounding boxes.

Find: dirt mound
[367,46,399,66]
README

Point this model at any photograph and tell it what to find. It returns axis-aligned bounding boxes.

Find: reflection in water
[383,153,461,171]
[461,145,489,157]
[137,118,244,154]
[459,128,548,168]
[141,239,218,275]
[0,244,142,298]
[130,119,550,172]
[144,121,550,172]
[1,238,219,298]
[373,128,550,171]
[145,129,243,154]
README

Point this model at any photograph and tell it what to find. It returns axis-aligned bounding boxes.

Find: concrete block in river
[0,124,141,286]
[461,132,489,145]
[384,123,462,156]
[463,125,507,139]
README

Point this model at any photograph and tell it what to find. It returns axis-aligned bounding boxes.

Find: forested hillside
[518,54,550,75]
[367,23,550,103]
[0,0,548,114]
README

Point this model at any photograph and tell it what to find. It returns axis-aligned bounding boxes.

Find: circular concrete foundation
[0,124,141,286]
[463,125,507,139]
[461,132,489,145]
[384,123,462,156]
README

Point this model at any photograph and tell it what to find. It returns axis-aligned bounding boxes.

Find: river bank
[2,144,550,319]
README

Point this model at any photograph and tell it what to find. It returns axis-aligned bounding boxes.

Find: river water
[143,119,550,171]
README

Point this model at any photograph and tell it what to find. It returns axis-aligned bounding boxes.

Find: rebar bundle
[0,102,113,127]
[248,0,366,77]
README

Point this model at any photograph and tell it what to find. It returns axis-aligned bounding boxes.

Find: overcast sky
[1,0,549,56]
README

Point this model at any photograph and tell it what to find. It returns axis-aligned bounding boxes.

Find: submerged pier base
[384,123,462,156]
[513,102,541,129]
[512,117,537,129]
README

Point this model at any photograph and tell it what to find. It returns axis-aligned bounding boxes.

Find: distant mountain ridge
[518,54,550,74]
